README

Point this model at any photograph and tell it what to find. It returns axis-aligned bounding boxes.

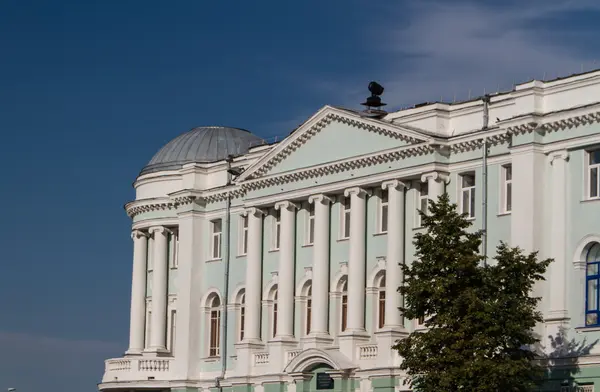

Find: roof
[140,126,264,176]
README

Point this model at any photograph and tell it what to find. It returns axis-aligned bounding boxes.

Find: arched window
[239,291,246,342]
[378,276,386,329]
[586,243,600,326]
[208,295,221,357]
[341,279,348,332]
[306,286,312,335]
[272,287,278,338]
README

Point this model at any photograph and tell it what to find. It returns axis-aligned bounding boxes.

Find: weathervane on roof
[360,81,387,119]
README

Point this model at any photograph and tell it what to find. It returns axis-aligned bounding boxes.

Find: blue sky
[0,0,599,391]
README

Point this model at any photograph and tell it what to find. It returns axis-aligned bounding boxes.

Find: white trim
[585,148,600,200]
[339,195,351,240]
[270,208,281,251]
[304,202,315,246]
[415,181,429,228]
[238,214,249,256]
[459,172,476,219]
[376,188,389,234]
[210,219,222,260]
[500,164,512,214]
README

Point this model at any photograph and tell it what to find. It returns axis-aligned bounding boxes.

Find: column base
[302,332,333,349]
[375,328,409,367]
[338,330,370,361]
[124,348,144,356]
[269,336,299,372]
[143,347,170,356]
[234,340,265,376]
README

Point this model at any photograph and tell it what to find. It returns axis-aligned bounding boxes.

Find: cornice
[125,198,178,218]
[240,143,434,191]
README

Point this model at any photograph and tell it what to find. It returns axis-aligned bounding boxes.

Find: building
[100,71,600,392]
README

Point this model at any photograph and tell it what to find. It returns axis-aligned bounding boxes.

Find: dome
[140,126,264,175]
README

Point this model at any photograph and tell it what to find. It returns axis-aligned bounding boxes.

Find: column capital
[343,187,371,198]
[149,226,170,236]
[421,171,449,184]
[243,207,266,217]
[549,150,570,164]
[382,179,408,191]
[308,194,332,205]
[274,200,299,211]
[131,230,149,240]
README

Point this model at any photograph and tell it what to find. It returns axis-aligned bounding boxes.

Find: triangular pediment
[238,106,432,181]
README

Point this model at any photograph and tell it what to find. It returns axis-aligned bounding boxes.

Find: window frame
[378,189,389,234]
[272,289,278,338]
[168,228,179,269]
[305,286,312,336]
[460,173,476,219]
[208,296,221,357]
[168,309,177,353]
[501,164,512,214]
[585,243,600,327]
[210,219,222,260]
[271,209,281,251]
[416,182,429,228]
[587,149,600,200]
[305,203,315,246]
[377,276,386,330]
[239,215,248,256]
[238,292,245,342]
[340,196,351,240]
[340,278,348,332]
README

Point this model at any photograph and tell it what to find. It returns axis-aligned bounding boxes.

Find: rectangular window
[272,209,281,250]
[211,219,222,259]
[379,190,389,233]
[168,229,179,268]
[240,215,248,255]
[306,203,315,245]
[239,304,245,341]
[502,165,512,213]
[589,149,600,199]
[341,197,351,239]
[341,293,348,332]
[209,309,221,356]
[460,173,476,219]
[378,291,386,329]
[417,183,428,227]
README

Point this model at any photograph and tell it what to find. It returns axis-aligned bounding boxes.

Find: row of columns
[241,174,447,344]
[127,226,170,355]
[125,172,448,354]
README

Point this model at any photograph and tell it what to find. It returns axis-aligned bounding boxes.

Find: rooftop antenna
[360,81,387,119]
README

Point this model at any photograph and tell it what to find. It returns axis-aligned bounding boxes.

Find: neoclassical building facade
[101,71,600,392]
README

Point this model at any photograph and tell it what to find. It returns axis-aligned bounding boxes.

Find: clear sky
[0,1,599,391]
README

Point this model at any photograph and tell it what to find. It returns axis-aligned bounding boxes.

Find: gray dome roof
[140,126,264,175]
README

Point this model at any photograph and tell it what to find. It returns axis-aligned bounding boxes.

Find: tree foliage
[393,193,552,392]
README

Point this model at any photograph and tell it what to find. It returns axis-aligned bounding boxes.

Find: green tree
[393,193,552,392]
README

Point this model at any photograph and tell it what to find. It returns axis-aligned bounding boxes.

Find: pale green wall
[269,121,412,175]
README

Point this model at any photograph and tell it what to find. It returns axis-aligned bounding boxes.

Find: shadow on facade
[536,326,599,391]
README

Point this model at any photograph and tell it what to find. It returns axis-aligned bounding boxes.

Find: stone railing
[358,344,378,360]
[254,352,270,365]
[102,357,173,382]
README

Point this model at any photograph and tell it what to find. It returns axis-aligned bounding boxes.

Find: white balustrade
[254,352,270,365]
[102,357,173,383]
[358,344,378,360]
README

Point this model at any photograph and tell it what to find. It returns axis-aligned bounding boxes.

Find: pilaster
[173,210,204,379]
[243,207,266,344]
[126,230,149,356]
[420,171,449,201]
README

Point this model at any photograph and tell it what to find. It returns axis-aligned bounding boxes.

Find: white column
[344,187,370,332]
[126,230,148,355]
[148,226,169,353]
[421,171,448,201]
[308,194,332,338]
[382,180,407,329]
[548,150,569,320]
[243,207,265,343]
[274,201,298,340]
